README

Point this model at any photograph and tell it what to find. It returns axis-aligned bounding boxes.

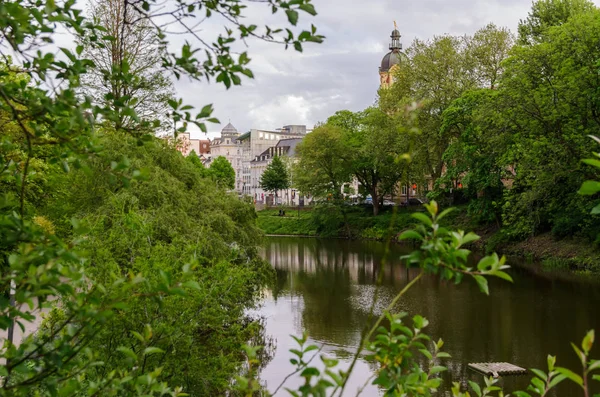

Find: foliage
[517,0,596,45]
[0,0,322,394]
[326,108,409,216]
[293,124,352,200]
[260,156,291,198]
[497,7,600,240]
[209,155,236,190]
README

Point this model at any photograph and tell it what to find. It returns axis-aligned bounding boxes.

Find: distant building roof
[251,138,304,163]
[276,138,303,157]
[237,131,251,141]
[221,122,239,137]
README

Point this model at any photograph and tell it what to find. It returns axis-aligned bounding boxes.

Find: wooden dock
[468,362,527,377]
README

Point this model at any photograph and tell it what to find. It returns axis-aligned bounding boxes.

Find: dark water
[257,237,600,396]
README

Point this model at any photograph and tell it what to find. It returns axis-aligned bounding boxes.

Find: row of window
[258,132,281,141]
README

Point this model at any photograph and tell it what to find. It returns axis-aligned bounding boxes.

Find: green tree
[517,0,595,45]
[293,124,352,200]
[467,23,514,89]
[497,6,600,239]
[379,35,476,188]
[209,155,236,190]
[260,156,290,204]
[328,108,406,216]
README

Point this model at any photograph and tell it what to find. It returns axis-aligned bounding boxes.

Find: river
[256,236,600,396]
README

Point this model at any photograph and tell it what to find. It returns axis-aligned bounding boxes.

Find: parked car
[400,198,425,207]
[383,200,396,206]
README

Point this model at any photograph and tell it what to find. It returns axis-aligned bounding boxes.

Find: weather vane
[394,20,397,30]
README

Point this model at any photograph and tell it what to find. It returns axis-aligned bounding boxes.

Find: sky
[182,0,544,139]
[50,0,599,139]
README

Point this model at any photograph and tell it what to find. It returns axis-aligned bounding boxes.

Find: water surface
[257,237,600,396]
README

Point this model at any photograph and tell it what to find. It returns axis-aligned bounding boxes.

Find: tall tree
[260,156,290,203]
[517,0,595,45]
[328,108,406,216]
[379,35,476,187]
[467,24,514,89]
[498,6,600,238]
[80,0,174,132]
[293,124,352,200]
[209,156,236,189]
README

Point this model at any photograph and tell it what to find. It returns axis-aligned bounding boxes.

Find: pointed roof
[221,122,239,137]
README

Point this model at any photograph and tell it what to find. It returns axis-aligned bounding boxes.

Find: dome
[391,29,401,38]
[380,50,401,72]
[221,122,238,137]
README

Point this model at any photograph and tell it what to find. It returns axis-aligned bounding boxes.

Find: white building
[237,125,308,197]
[250,138,305,206]
[208,123,309,198]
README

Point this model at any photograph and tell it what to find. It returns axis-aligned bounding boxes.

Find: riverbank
[257,206,600,273]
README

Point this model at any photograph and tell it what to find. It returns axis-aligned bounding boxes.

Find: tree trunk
[372,187,379,216]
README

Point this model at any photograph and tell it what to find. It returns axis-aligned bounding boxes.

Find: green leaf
[301,367,320,377]
[548,374,566,388]
[285,9,299,25]
[582,330,594,354]
[582,158,600,169]
[530,368,547,381]
[298,3,317,15]
[144,347,165,356]
[556,367,583,386]
[473,275,489,295]
[436,207,455,221]
[430,365,447,374]
[461,232,480,245]
[578,180,600,195]
[399,230,423,240]
[183,280,201,291]
[117,346,138,361]
[477,255,496,271]
[512,392,532,397]
[469,380,482,397]
[490,270,513,282]
[411,212,433,227]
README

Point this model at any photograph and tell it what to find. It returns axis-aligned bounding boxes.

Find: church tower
[379,22,403,88]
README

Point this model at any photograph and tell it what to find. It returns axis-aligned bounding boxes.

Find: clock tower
[379,22,403,88]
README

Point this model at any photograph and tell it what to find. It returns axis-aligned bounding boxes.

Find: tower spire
[389,22,402,51]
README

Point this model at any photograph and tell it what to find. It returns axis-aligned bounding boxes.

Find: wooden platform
[468,362,527,377]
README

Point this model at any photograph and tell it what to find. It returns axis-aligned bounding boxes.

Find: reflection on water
[258,237,600,396]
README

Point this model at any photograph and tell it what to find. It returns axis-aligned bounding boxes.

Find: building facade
[238,125,308,198]
[250,138,304,206]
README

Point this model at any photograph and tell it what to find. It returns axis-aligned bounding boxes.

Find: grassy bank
[257,205,600,273]
[257,205,466,240]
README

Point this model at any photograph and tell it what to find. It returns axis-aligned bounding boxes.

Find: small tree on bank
[260,156,290,204]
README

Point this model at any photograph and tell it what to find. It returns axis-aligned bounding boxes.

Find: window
[259,132,264,139]
[226,139,229,144]
[401,185,407,195]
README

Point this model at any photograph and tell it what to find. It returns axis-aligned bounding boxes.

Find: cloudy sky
[168,0,598,138]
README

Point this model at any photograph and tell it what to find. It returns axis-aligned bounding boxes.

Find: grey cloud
[171,0,598,138]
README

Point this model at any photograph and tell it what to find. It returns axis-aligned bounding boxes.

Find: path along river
[255,236,600,396]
